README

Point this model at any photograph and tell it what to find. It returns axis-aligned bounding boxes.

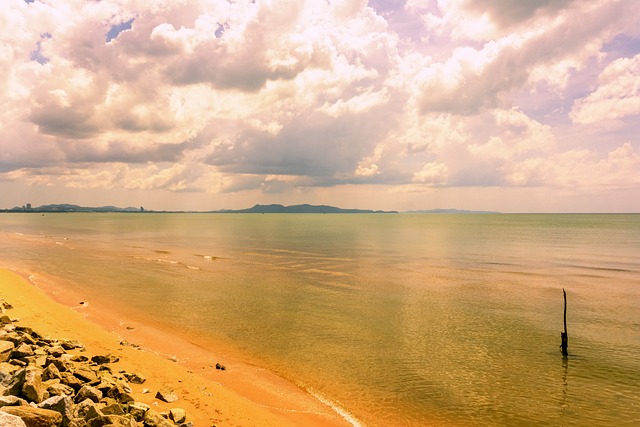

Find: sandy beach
[0,267,354,427]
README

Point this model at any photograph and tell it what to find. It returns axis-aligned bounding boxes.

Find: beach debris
[0,298,190,427]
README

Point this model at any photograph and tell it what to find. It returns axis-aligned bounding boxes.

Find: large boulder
[0,411,28,427]
[1,405,63,427]
[143,409,174,427]
[0,340,14,362]
[12,344,35,359]
[154,387,178,403]
[86,414,136,427]
[1,368,26,397]
[169,408,187,424]
[39,395,75,427]
[74,386,102,404]
[22,368,46,403]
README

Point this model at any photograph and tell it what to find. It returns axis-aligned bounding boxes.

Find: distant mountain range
[2,203,497,214]
[215,204,398,214]
[4,204,142,213]
[404,208,500,214]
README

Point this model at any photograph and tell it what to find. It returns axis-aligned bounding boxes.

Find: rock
[0,411,28,427]
[2,302,14,310]
[1,405,63,427]
[69,356,87,363]
[89,355,118,365]
[60,374,83,392]
[0,340,15,362]
[42,364,62,382]
[143,409,174,427]
[46,383,75,398]
[154,387,178,403]
[1,368,26,397]
[169,408,187,424]
[105,384,134,404]
[45,358,69,374]
[126,402,149,421]
[0,315,12,325]
[39,395,75,427]
[13,343,35,359]
[83,404,104,421]
[72,368,98,385]
[86,414,136,427]
[101,401,124,416]
[60,341,83,351]
[74,386,102,404]
[21,367,46,403]
[47,347,66,358]
[122,372,145,384]
[0,395,29,407]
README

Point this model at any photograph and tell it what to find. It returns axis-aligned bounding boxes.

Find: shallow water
[1,213,639,426]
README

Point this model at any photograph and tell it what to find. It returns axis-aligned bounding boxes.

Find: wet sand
[0,267,354,427]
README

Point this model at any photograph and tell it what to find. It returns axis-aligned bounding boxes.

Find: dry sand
[0,267,355,427]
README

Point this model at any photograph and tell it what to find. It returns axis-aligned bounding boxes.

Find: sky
[1,0,639,213]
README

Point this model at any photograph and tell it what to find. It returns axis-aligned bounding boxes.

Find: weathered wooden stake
[560,288,568,357]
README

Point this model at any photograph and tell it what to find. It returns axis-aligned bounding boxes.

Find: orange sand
[0,267,354,427]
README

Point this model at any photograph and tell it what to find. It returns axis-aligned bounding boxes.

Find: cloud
[570,54,640,124]
[0,0,639,211]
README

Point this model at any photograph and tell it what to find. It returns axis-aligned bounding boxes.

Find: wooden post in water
[561,288,568,357]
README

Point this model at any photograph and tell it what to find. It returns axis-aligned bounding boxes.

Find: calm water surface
[1,213,639,426]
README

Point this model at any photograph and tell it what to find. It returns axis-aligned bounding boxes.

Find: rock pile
[0,299,192,427]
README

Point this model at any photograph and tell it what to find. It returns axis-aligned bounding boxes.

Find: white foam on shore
[306,387,364,427]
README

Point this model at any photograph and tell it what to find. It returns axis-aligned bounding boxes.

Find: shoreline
[0,267,356,427]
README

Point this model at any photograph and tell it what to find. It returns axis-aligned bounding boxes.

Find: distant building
[140,206,144,212]
[26,204,32,210]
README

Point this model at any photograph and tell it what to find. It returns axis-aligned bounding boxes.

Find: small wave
[306,387,364,427]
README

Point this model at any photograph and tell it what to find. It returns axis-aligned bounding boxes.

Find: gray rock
[0,340,14,362]
[60,374,83,392]
[47,347,66,358]
[0,411,28,427]
[1,368,26,397]
[86,414,136,427]
[1,405,63,427]
[154,387,178,403]
[123,372,145,384]
[39,395,75,427]
[74,386,102,404]
[0,395,29,407]
[22,367,46,403]
[126,402,149,421]
[42,364,62,382]
[89,355,118,365]
[12,343,35,359]
[100,402,124,416]
[83,404,104,421]
[46,383,74,397]
[143,409,174,427]
[169,407,187,424]
[72,367,98,385]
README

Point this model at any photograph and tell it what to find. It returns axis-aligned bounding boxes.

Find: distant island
[404,208,499,214]
[1,203,498,214]
[1,204,144,213]
[215,204,398,214]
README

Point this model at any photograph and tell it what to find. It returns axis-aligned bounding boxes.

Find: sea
[1,213,639,426]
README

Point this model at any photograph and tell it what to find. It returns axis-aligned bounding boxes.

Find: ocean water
[1,213,639,426]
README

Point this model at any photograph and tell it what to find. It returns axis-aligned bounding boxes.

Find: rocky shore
[1,298,191,427]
